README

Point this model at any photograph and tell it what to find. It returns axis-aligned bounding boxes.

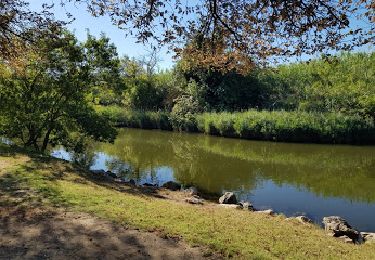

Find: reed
[97,106,375,144]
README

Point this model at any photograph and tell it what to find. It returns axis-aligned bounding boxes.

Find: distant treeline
[94,51,374,120]
[94,50,375,144]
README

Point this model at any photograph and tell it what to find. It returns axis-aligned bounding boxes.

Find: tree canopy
[0,0,66,59]
[70,0,374,70]
[1,1,374,71]
[0,30,117,152]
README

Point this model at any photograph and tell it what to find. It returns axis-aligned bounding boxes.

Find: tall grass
[96,105,172,130]
[96,106,375,144]
[196,110,375,144]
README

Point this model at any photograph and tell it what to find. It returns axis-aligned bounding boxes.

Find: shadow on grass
[1,144,221,201]
[0,144,170,208]
[0,147,208,259]
[1,144,222,209]
[0,147,204,259]
[0,175,175,260]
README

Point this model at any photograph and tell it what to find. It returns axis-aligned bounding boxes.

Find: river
[52,128,375,231]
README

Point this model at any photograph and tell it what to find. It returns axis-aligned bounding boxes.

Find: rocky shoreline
[90,169,375,245]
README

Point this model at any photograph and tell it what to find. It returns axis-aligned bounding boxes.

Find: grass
[1,144,375,259]
[95,105,172,130]
[96,106,375,144]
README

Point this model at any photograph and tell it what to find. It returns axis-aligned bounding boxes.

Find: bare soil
[0,206,213,260]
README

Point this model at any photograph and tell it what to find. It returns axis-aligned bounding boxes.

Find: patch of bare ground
[0,206,216,260]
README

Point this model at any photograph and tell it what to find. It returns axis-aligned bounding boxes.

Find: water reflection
[52,128,375,231]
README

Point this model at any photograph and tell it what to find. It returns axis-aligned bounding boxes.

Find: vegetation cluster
[98,107,374,144]
[1,31,374,148]
[93,47,375,144]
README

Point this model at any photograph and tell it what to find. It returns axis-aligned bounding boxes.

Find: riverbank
[96,106,375,144]
[1,144,375,259]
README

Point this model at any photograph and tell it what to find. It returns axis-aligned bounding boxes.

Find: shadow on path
[0,149,213,260]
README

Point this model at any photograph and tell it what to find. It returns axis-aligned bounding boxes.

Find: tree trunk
[41,128,53,152]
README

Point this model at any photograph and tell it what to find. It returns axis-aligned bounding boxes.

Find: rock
[12,190,28,197]
[323,216,351,232]
[91,169,106,175]
[143,183,157,187]
[337,235,354,244]
[322,216,363,244]
[254,209,275,216]
[184,186,198,196]
[295,216,313,224]
[361,232,375,243]
[237,201,254,211]
[106,171,117,178]
[218,204,242,209]
[218,192,237,204]
[114,178,126,183]
[185,195,204,205]
[162,181,181,191]
[286,216,313,224]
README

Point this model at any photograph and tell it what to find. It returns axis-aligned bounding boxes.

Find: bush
[169,95,200,131]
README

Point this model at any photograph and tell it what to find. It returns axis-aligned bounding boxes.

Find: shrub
[169,95,199,131]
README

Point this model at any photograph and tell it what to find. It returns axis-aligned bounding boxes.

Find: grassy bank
[96,106,375,144]
[1,144,375,259]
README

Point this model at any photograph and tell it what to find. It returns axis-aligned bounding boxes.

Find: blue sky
[29,0,373,69]
[29,0,175,69]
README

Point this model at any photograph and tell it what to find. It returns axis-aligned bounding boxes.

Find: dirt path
[0,207,212,260]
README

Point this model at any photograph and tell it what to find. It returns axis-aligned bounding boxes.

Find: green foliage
[276,52,375,115]
[97,106,375,144]
[80,37,374,139]
[196,110,375,144]
[0,31,116,152]
[83,33,124,105]
[170,97,198,131]
[168,80,203,131]
[2,25,373,147]
[175,61,271,110]
[122,75,166,110]
[173,52,375,114]
[117,57,174,110]
[97,106,172,130]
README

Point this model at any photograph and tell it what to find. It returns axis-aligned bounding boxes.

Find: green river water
[52,128,375,231]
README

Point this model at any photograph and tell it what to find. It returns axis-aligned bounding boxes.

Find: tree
[139,48,162,76]
[120,56,145,78]
[0,30,116,152]
[83,33,124,105]
[2,1,373,71]
[276,52,375,115]
[0,0,66,59]
[118,55,170,110]
[69,0,374,70]
[121,75,166,110]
